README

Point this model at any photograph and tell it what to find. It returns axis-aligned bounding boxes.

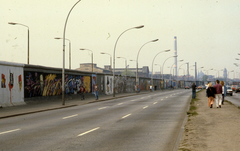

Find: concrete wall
[0,62,25,107]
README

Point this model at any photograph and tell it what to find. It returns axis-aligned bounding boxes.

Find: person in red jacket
[213,80,223,108]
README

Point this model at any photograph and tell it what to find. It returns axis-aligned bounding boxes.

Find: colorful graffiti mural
[24,72,92,98]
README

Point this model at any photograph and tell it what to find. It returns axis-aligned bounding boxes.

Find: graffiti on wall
[1,74,6,88]
[24,72,92,98]
[92,74,96,94]
[105,76,113,95]
[114,76,135,93]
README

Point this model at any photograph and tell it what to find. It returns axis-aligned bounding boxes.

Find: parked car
[235,85,240,93]
[185,86,190,89]
[197,85,202,89]
[226,86,233,96]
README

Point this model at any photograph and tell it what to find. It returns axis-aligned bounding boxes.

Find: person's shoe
[210,104,213,108]
[219,105,221,108]
[217,107,219,108]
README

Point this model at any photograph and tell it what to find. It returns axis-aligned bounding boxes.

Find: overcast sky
[1,0,240,78]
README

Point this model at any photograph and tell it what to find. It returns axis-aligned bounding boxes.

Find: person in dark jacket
[192,83,197,99]
[207,82,216,108]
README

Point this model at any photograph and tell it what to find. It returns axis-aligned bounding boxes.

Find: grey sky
[1,0,240,78]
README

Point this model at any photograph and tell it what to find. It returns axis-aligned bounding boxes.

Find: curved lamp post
[100,52,112,74]
[155,64,161,79]
[117,57,127,76]
[62,0,81,105]
[113,25,144,97]
[169,60,183,87]
[162,55,178,89]
[55,37,71,69]
[151,49,170,85]
[136,39,159,85]
[8,22,29,64]
[177,62,189,88]
[80,48,93,72]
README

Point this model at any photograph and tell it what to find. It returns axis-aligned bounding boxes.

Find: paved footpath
[0,91,155,119]
[178,90,240,151]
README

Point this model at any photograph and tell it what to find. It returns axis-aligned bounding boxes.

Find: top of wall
[0,61,25,67]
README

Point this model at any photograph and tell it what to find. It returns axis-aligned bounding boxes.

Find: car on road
[226,86,233,96]
[235,86,240,93]
[185,86,190,89]
[197,85,202,89]
[231,85,237,91]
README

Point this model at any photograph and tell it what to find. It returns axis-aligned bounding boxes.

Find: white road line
[161,99,163,100]
[117,103,123,105]
[153,102,157,104]
[122,114,131,119]
[143,106,148,109]
[98,107,107,110]
[0,129,20,135]
[62,114,78,119]
[141,97,145,99]
[77,127,100,137]
[166,97,168,98]
[131,100,136,101]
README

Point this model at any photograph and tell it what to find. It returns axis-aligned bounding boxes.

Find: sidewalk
[178,90,240,151]
[0,91,152,119]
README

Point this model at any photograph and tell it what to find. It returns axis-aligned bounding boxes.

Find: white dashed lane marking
[0,129,20,135]
[62,114,78,119]
[122,114,131,119]
[77,127,100,137]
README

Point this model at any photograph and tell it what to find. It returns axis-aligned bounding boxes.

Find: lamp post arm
[62,0,81,105]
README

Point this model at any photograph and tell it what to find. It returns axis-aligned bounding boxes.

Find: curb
[0,104,77,119]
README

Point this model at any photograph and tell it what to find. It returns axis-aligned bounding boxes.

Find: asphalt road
[225,92,240,107]
[0,89,191,151]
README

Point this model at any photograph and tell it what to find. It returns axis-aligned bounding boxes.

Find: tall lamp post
[178,62,188,88]
[162,55,178,89]
[228,70,234,85]
[113,25,144,97]
[117,57,127,76]
[136,39,159,85]
[80,48,93,72]
[155,64,161,79]
[61,0,81,105]
[169,60,183,87]
[151,49,170,85]
[8,22,29,64]
[55,37,71,69]
[100,52,112,74]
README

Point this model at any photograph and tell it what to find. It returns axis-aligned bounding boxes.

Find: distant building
[76,63,111,74]
[76,63,150,78]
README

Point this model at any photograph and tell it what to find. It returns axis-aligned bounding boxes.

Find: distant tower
[174,36,177,79]
[223,68,227,81]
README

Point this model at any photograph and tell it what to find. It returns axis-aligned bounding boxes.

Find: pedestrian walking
[94,84,99,100]
[206,82,209,97]
[220,81,227,105]
[79,85,85,100]
[150,85,152,92]
[207,82,216,108]
[213,80,223,108]
[192,82,197,99]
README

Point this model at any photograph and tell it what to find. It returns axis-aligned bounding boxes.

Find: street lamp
[61,0,81,105]
[113,25,144,97]
[178,62,189,88]
[100,52,112,74]
[117,57,127,76]
[228,70,234,85]
[169,60,183,87]
[80,48,93,72]
[55,37,71,69]
[8,22,29,64]
[155,64,161,79]
[151,49,170,85]
[136,39,159,85]
[162,55,178,89]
